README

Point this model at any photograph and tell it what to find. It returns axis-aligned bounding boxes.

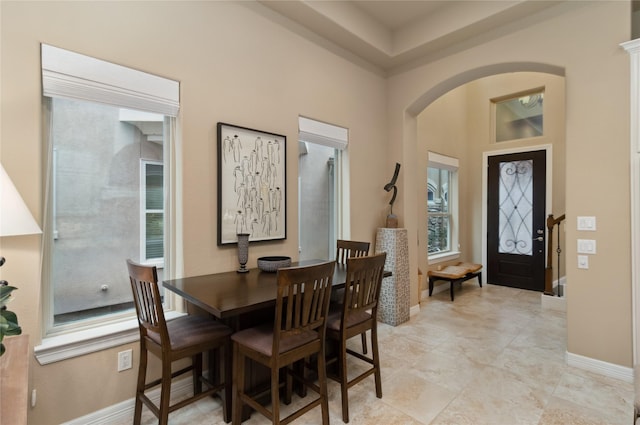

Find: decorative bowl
[257,256,292,272]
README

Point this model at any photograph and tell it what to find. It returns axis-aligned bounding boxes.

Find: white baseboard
[566,351,633,383]
[62,376,193,425]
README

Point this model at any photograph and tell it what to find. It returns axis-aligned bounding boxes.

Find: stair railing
[544,213,566,296]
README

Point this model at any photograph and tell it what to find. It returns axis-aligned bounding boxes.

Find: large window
[427,152,458,259]
[40,44,179,336]
[48,98,168,327]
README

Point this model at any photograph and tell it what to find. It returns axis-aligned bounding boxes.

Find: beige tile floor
[130,283,634,425]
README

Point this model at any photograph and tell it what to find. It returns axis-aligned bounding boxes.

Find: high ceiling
[258,0,563,75]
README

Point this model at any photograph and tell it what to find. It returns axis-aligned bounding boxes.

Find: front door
[487,150,546,291]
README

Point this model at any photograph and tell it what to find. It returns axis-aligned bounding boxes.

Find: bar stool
[231,261,335,425]
[127,259,233,425]
[326,253,386,423]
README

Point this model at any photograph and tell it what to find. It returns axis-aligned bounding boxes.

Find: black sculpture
[384,163,401,227]
[384,163,401,212]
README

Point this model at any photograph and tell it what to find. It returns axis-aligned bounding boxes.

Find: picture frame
[217,122,287,245]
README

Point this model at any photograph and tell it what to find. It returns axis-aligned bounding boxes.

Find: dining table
[162,259,389,325]
[162,258,391,421]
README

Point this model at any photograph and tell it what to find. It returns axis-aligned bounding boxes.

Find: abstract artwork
[217,122,286,245]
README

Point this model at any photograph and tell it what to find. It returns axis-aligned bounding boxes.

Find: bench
[427,262,483,301]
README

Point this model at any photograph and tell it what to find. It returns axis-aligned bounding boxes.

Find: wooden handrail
[544,213,566,296]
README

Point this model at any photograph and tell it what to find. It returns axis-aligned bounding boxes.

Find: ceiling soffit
[257,0,564,75]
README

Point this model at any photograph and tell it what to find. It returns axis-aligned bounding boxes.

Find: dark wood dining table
[163,259,357,325]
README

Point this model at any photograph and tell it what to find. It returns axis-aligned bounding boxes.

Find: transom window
[493,89,544,142]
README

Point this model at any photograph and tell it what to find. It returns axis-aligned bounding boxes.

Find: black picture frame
[217,122,286,245]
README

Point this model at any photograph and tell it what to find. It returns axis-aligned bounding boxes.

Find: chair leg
[193,353,203,395]
[339,338,350,423]
[223,342,232,423]
[317,344,330,425]
[232,344,245,425]
[361,332,368,354]
[284,364,293,405]
[159,357,172,425]
[372,324,382,398]
[271,364,281,425]
[133,348,147,425]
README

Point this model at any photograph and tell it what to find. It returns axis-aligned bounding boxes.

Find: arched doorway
[404,64,566,297]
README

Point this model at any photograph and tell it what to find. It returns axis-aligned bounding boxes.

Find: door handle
[533,236,544,242]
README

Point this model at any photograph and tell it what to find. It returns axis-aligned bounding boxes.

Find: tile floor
[128,283,634,425]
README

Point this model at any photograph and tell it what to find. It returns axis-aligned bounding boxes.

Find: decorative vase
[236,233,250,273]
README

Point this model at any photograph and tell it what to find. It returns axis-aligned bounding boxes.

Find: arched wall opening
[400,62,566,305]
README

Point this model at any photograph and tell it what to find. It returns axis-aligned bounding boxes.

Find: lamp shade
[0,164,41,237]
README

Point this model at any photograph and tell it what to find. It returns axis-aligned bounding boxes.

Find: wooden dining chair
[335,239,371,354]
[336,239,370,265]
[326,252,386,423]
[231,261,335,425]
[126,259,233,425]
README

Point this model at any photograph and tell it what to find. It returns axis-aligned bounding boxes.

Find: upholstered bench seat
[427,262,483,301]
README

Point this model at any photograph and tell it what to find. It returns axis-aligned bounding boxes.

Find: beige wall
[417,72,566,288]
[0,0,633,423]
[389,1,631,368]
[0,2,388,423]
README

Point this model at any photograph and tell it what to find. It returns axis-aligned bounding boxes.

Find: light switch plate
[577,216,596,231]
[577,239,596,254]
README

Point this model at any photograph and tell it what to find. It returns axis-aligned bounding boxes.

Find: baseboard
[62,376,193,425]
[410,304,421,317]
[566,351,633,383]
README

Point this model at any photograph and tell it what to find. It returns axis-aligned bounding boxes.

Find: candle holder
[236,233,250,273]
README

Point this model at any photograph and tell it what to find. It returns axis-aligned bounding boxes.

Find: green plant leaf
[0,285,18,306]
[0,311,21,338]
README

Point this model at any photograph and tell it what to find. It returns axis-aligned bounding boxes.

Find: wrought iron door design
[498,160,533,255]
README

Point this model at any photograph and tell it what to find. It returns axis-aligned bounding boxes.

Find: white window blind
[41,44,179,116]
[298,116,348,150]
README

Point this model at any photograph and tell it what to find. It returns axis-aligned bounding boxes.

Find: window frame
[427,168,451,254]
[35,44,182,364]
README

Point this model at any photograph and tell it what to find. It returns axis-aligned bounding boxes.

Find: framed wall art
[217,122,287,245]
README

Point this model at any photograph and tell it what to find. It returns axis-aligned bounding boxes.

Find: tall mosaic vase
[236,233,250,273]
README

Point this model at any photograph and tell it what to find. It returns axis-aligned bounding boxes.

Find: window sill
[34,311,185,365]
[428,251,461,264]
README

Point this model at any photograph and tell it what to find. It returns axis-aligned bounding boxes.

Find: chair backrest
[342,252,387,321]
[336,240,370,265]
[273,261,335,354]
[127,259,169,345]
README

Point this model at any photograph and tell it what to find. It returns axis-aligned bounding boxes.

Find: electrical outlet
[118,349,132,372]
[578,255,589,269]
